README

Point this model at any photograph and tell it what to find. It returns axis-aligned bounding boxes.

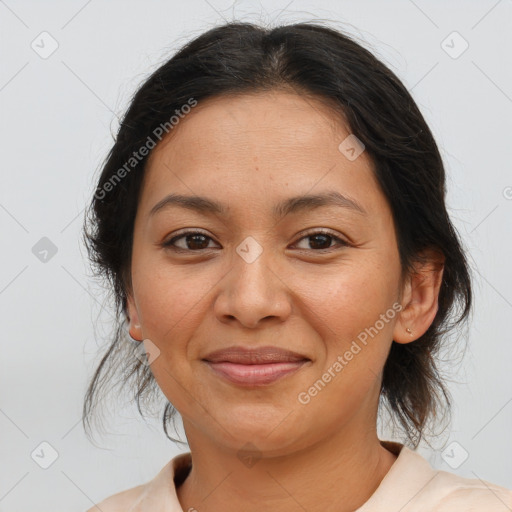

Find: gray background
[1,0,511,510]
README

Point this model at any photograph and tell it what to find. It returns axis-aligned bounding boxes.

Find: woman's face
[127,91,409,455]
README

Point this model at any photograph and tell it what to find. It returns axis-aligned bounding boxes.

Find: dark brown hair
[82,21,472,449]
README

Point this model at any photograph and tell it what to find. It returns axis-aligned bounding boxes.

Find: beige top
[89,440,512,511]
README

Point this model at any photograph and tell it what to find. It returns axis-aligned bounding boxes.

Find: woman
[82,21,512,511]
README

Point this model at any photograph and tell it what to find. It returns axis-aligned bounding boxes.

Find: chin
[211,410,305,451]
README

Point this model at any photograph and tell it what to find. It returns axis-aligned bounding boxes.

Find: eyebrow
[149,191,367,219]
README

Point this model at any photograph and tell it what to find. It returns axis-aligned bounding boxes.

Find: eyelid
[167,227,211,239]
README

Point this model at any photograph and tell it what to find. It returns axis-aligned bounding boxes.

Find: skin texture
[125,90,444,512]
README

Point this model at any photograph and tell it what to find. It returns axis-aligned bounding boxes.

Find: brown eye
[164,231,218,251]
[307,233,333,250]
[294,230,349,251]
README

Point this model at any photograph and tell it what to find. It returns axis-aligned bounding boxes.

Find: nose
[213,247,292,329]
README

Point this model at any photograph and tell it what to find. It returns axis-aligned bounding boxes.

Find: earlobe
[393,250,445,344]
[126,293,143,342]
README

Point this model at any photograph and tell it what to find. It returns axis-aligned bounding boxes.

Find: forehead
[140,91,385,219]
[150,90,350,159]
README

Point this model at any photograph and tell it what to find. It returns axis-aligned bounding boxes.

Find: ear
[393,248,445,344]
[126,291,143,342]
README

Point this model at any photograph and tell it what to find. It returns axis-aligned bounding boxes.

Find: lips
[203,345,309,364]
[202,346,310,386]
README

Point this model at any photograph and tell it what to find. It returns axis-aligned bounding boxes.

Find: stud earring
[406,327,413,335]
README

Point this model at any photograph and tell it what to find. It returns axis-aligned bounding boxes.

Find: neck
[176,424,398,512]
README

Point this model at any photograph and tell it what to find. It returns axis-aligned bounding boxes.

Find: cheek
[294,260,398,341]
[292,260,399,401]
[294,275,395,423]
[132,262,204,341]
[131,266,210,410]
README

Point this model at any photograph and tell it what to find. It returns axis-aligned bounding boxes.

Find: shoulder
[427,469,512,511]
[379,443,512,511]
[86,483,147,512]
[84,453,190,512]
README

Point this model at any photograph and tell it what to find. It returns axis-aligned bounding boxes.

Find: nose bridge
[234,236,274,293]
[215,235,291,327]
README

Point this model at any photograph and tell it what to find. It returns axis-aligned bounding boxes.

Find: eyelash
[162,229,350,253]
